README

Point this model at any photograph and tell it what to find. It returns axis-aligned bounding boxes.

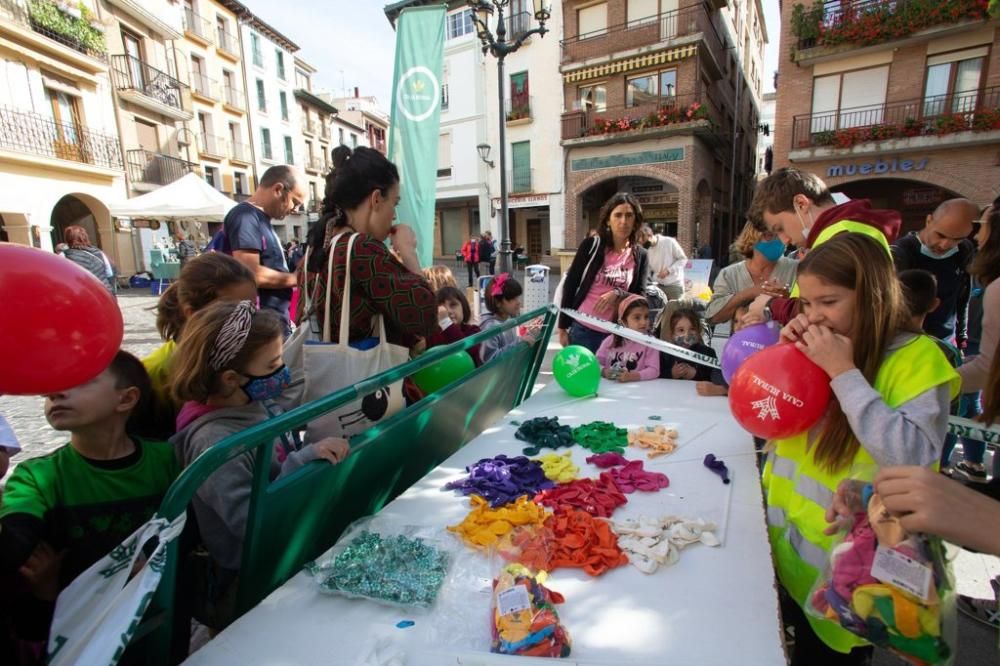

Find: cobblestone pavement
[1,292,163,477]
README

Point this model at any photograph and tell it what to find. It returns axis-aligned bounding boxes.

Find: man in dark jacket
[892,198,977,343]
[479,231,496,275]
[745,167,901,325]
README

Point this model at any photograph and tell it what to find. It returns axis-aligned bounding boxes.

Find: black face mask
[642,241,652,249]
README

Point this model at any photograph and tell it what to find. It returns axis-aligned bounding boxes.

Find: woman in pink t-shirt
[558,193,649,353]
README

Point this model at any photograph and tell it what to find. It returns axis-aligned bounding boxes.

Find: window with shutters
[577,3,607,38]
[437,133,451,178]
[810,66,889,133]
[627,0,658,27]
[261,128,272,160]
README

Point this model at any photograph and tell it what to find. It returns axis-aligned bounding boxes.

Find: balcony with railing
[190,71,218,101]
[229,140,251,163]
[305,155,325,173]
[505,11,532,40]
[790,86,1000,153]
[111,54,191,119]
[216,26,239,58]
[0,106,122,171]
[0,0,108,64]
[791,0,989,61]
[302,119,318,136]
[222,85,245,112]
[126,149,196,187]
[508,168,533,194]
[560,2,723,66]
[506,96,532,124]
[561,92,717,143]
[182,8,213,45]
[197,132,225,158]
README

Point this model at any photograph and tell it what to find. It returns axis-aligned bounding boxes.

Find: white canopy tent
[107,172,238,222]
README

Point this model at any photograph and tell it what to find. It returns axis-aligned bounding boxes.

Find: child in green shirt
[0,351,180,648]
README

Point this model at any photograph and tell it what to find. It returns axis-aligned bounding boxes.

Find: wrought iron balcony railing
[793,0,988,52]
[126,149,196,186]
[560,2,722,63]
[216,26,239,55]
[0,106,122,169]
[190,71,218,100]
[111,54,186,110]
[223,85,245,109]
[0,0,108,60]
[506,95,532,122]
[229,140,251,162]
[561,93,713,140]
[791,86,1000,149]
[182,8,213,43]
[198,133,225,157]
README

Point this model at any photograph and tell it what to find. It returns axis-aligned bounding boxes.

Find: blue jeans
[941,342,985,466]
[568,322,609,355]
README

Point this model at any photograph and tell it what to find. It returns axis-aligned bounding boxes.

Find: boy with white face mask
[742,167,901,326]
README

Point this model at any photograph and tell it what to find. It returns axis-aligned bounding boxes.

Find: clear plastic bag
[306,517,452,609]
[807,481,956,665]
[490,557,571,658]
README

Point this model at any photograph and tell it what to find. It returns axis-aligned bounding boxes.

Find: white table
[184,379,786,665]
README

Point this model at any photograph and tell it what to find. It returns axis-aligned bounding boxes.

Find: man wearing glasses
[224,165,305,336]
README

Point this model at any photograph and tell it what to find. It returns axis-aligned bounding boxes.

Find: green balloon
[553,345,601,397]
[412,350,476,394]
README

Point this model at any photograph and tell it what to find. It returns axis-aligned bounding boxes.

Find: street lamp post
[469,0,551,274]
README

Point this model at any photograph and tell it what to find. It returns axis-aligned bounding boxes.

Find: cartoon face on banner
[728,344,831,439]
[721,322,781,384]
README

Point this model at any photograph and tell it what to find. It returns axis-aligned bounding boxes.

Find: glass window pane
[923,63,951,116]
[952,57,983,113]
[626,74,657,107]
[660,70,677,100]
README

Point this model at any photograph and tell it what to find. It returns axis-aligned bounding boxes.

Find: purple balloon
[721,322,781,384]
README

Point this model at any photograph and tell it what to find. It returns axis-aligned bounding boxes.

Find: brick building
[559,0,766,257]
[773,1,999,232]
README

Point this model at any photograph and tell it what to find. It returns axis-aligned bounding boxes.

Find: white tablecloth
[184,379,786,665]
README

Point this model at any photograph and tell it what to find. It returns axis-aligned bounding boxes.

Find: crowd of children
[2,162,999,664]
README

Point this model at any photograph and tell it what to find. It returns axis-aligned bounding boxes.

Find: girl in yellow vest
[762,233,960,664]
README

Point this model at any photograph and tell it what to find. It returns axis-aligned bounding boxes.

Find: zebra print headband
[208,300,256,371]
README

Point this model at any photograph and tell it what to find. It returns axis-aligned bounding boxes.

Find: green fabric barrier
[133,306,556,663]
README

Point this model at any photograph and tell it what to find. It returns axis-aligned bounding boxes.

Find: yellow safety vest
[789,220,893,298]
[762,335,960,652]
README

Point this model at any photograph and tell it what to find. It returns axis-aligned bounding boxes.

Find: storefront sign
[827,157,928,178]
[571,148,684,172]
[491,193,550,209]
[635,193,678,206]
[902,187,945,208]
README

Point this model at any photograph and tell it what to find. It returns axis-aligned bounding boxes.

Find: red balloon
[0,243,123,395]
[728,343,831,440]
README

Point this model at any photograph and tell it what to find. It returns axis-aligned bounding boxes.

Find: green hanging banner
[388,5,446,268]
